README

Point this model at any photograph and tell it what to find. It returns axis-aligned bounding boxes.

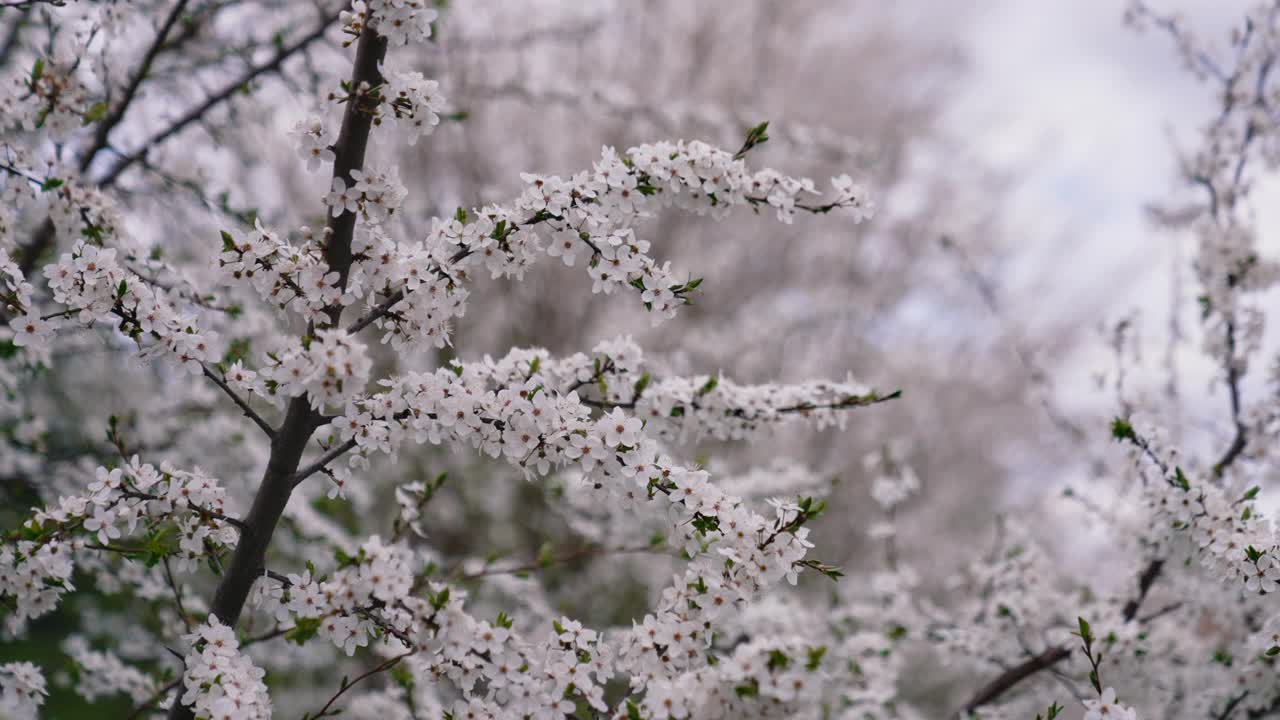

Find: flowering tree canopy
[2,0,1280,719]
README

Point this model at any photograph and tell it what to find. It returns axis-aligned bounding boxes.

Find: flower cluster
[1,457,240,629]
[217,221,349,323]
[252,535,415,655]
[288,340,842,710]
[342,0,438,46]
[0,662,46,720]
[289,116,336,172]
[0,58,91,136]
[63,635,156,704]
[179,618,272,720]
[246,328,373,411]
[377,70,445,145]
[456,336,888,442]
[1119,420,1280,593]
[47,182,126,254]
[39,239,217,372]
[2,250,45,348]
[324,164,407,223]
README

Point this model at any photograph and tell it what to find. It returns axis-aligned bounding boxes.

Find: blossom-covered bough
[12,0,1280,717]
[946,3,1280,719]
[0,1,894,718]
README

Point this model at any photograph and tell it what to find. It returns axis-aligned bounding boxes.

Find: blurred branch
[939,235,1086,442]
[97,3,345,188]
[957,558,1163,716]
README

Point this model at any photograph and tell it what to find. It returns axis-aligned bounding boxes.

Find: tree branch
[957,558,1164,715]
[80,0,192,175]
[305,649,416,719]
[164,21,385,720]
[291,437,357,488]
[1213,319,1247,478]
[125,678,181,720]
[98,5,344,189]
[199,362,276,439]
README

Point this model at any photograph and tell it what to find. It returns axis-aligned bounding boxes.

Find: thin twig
[454,543,657,581]
[200,362,276,439]
[162,556,193,633]
[306,649,416,719]
[291,437,357,488]
[125,678,182,720]
[98,5,344,188]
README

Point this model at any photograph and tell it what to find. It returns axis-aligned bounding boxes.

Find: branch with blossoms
[7,2,346,277]
[284,338,893,494]
[0,1,898,718]
[0,456,243,628]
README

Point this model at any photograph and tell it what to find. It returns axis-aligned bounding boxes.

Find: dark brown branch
[164,23,385,720]
[99,6,343,189]
[0,9,28,71]
[960,645,1072,717]
[1219,691,1250,720]
[291,437,357,488]
[80,0,192,174]
[1121,558,1164,622]
[119,490,247,531]
[958,558,1164,715]
[1213,319,1247,478]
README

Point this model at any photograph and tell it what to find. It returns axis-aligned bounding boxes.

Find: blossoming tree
[0,0,898,718]
[6,0,1280,718]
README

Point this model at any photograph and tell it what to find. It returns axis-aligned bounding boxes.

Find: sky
[950,0,1271,423]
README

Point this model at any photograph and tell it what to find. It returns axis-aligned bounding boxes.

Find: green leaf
[221,230,237,252]
[41,177,64,192]
[1110,417,1136,443]
[1077,616,1092,643]
[632,372,651,398]
[766,649,790,671]
[334,547,359,568]
[83,101,109,124]
[286,617,322,646]
[536,541,555,568]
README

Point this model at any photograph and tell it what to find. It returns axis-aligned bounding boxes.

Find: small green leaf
[697,376,719,396]
[632,372,651,398]
[286,617,323,646]
[83,101,109,124]
[536,541,555,568]
[1110,417,1136,443]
